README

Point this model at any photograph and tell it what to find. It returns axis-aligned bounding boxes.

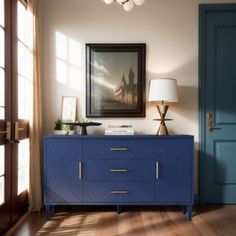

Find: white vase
[53,130,67,135]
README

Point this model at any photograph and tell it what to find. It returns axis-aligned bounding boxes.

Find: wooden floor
[6,205,236,236]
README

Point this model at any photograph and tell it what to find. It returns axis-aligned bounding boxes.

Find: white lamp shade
[104,0,113,4]
[123,0,134,11]
[148,79,178,102]
[133,0,145,6]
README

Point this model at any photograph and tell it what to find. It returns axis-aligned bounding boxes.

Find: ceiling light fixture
[103,0,145,12]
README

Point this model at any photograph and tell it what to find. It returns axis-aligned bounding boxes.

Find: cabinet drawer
[83,181,155,203]
[83,160,155,181]
[83,139,164,159]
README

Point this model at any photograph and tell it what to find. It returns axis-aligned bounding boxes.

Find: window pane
[0,176,4,205]
[0,146,4,176]
[18,139,29,169]
[18,41,25,77]
[0,0,4,27]
[17,1,26,42]
[0,107,4,119]
[18,76,32,120]
[0,27,4,68]
[18,139,29,195]
[18,76,25,119]
[0,68,5,107]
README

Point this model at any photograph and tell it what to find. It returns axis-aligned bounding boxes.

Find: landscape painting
[86,44,146,117]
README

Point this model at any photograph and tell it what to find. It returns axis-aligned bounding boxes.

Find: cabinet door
[45,138,82,203]
[156,138,194,203]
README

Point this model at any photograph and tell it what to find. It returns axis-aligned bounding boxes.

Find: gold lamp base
[154,101,172,135]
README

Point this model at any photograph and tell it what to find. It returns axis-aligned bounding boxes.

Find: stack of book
[105,125,134,135]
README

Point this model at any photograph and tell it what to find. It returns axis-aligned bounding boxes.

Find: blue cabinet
[155,138,194,203]
[44,139,83,203]
[44,135,194,220]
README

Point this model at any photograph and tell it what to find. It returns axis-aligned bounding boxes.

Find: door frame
[199,3,236,204]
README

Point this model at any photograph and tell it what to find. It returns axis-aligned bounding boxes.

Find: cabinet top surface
[45,135,194,139]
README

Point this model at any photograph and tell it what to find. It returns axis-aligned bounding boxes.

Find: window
[17,0,32,195]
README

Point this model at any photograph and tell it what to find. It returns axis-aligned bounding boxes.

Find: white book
[105,130,134,135]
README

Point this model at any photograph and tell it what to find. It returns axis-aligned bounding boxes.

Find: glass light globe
[133,0,145,6]
[104,0,114,4]
[123,0,134,11]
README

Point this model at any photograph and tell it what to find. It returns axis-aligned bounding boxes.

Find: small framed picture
[61,96,77,122]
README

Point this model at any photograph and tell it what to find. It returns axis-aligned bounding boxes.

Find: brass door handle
[207,112,221,132]
[0,122,12,142]
[156,162,159,179]
[207,112,214,131]
[79,162,83,180]
[14,122,24,142]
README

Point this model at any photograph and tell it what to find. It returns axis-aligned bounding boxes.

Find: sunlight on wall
[55,31,83,90]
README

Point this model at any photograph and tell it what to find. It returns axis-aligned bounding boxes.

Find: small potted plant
[53,119,67,135]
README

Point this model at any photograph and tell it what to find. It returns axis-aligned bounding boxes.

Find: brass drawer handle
[110,190,128,194]
[110,147,128,151]
[156,162,159,179]
[110,169,128,172]
[79,162,83,180]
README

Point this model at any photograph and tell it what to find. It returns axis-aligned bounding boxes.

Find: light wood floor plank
[6,206,236,236]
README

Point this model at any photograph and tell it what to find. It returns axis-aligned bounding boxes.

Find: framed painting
[86,44,146,117]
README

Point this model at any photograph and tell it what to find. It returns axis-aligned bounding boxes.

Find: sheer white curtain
[27,0,42,212]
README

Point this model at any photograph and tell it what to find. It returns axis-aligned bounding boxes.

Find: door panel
[215,26,236,124]
[156,138,194,203]
[45,139,83,203]
[0,0,31,233]
[215,141,236,184]
[0,0,12,234]
[200,4,236,203]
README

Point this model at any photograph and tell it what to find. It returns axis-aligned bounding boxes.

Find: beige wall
[40,0,236,193]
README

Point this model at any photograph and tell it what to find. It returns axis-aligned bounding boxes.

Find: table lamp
[148,78,178,135]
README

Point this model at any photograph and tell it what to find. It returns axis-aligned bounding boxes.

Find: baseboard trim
[4,212,30,236]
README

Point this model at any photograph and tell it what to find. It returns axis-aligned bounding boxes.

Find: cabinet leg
[51,205,55,215]
[182,205,187,215]
[187,205,192,221]
[117,205,122,214]
[45,205,51,220]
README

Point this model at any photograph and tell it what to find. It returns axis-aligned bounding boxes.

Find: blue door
[199,4,236,203]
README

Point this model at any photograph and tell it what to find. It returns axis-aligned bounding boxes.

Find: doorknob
[14,122,24,143]
[0,122,13,143]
